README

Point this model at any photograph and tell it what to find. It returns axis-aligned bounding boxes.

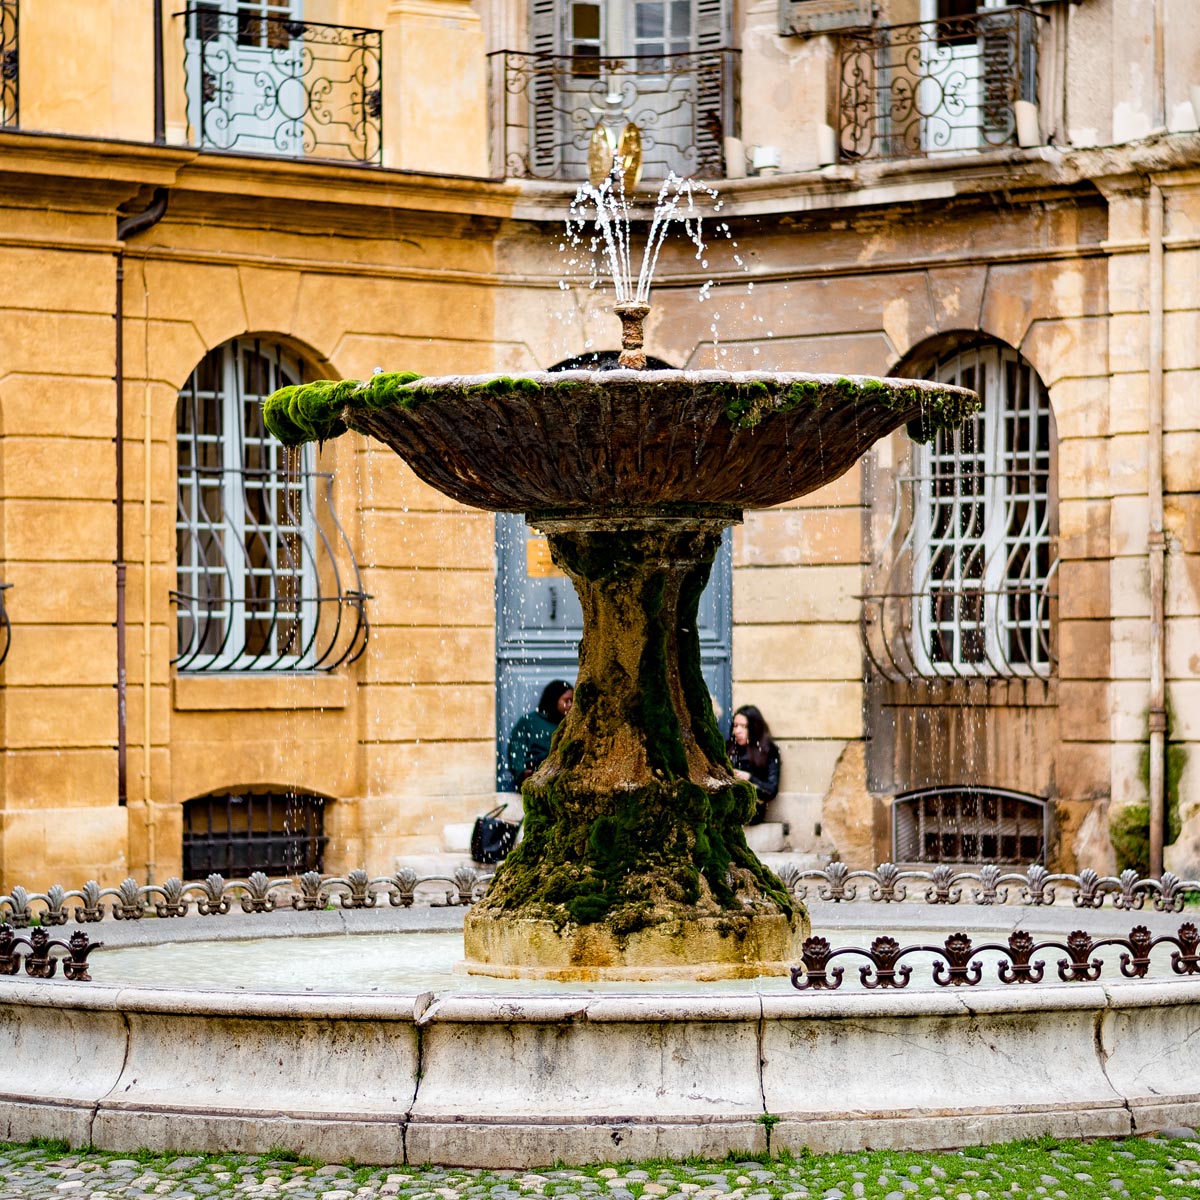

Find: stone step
[743,821,787,854]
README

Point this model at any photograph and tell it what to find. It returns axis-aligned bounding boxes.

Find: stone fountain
[263,176,975,980]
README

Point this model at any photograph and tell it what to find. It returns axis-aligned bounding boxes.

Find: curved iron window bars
[182,789,329,878]
[892,785,1048,866]
[0,583,11,667]
[173,337,368,673]
[864,341,1057,681]
[0,1,16,129]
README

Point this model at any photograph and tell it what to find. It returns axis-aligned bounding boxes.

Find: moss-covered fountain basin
[266,367,976,980]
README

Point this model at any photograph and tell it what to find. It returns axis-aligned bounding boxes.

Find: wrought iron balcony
[0,1,17,129]
[172,465,369,673]
[179,7,382,164]
[490,48,738,181]
[835,6,1042,162]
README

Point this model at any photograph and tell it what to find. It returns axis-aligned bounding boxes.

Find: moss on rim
[477,523,794,937]
[262,371,978,449]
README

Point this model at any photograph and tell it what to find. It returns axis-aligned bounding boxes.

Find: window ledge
[173,672,352,712]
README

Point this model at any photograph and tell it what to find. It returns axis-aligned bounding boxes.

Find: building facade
[0,0,1196,890]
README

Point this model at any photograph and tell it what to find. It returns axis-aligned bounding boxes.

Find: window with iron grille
[892,786,1047,864]
[182,790,329,878]
[864,340,1057,682]
[173,337,369,673]
[914,344,1055,675]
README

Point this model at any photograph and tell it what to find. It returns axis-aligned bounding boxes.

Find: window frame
[910,342,1056,678]
[175,338,319,673]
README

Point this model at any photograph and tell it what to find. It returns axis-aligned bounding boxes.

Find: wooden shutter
[694,0,731,174]
[529,0,560,176]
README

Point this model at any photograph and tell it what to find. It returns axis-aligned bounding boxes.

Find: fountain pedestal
[463,512,807,981]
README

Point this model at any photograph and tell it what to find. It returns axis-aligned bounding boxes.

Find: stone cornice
[2,127,1198,234]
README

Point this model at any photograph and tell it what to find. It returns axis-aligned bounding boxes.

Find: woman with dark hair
[507,679,574,787]
[728,704,781,826]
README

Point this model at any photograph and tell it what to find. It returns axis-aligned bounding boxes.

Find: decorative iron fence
[490,48,738,181]
[0,866,495,926]
[835,6,1042,162]
[792,923,1200,991]
[179,8,382,164]
[776,861,1200,911]
[0,925,101,981]
[0,1,15,128]
[4,863,1199,927]
[172,465,369,672]
[0,582,10,667]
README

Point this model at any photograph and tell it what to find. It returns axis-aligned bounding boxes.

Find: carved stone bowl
[281,369,975,516]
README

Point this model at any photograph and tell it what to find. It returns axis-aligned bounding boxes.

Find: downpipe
[1147,182,1166,875]
[115,188,169,879]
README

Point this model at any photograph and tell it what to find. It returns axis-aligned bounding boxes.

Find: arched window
[173,337,368,672]
[182,788,329,878]
[892,785,1048,865]
[865,339,1057,680]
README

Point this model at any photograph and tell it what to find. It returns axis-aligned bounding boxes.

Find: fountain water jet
[264,178,976,980]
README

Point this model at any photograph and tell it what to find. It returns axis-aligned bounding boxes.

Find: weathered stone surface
[465,516,806,975]
[8,977,1200,1165]
[330,371,973,515]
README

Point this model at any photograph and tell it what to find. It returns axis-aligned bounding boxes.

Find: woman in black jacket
[727,704,781,826]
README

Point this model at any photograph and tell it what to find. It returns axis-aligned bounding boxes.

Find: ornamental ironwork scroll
[490,49,737,182]
[0,867,494,926]
[6,863,1200,927]
[772,861,1199,911]
[0,1,16,128]
[179,8,382,164]
[792,923,1200,991]
[0,925,102,981]
[835,7,1041,163]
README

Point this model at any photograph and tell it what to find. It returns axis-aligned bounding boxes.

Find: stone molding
[3,976,1199,1164]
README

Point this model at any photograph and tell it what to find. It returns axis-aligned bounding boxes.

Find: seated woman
[727,704,781,826]
[507,679,574,788]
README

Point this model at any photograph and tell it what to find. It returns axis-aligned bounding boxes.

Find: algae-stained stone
[261,366,977,977]
[462,514,807,980]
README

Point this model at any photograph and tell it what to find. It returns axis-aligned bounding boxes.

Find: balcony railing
[1,1,16,128]
[835,6,1041,162]
[179,8,382,164]
[490,48,738,182]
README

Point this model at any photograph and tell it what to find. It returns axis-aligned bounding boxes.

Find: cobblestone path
[1,1135,1198,1200]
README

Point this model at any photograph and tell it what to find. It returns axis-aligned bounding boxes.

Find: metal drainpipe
[1148,181,1167,876]
[115,189,169,847]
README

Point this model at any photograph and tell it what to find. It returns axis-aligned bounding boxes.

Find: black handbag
[470,803,522,864]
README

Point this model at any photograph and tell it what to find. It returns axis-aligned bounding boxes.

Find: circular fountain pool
[5,903,1200,1167]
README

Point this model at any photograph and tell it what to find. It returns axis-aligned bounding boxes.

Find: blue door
[495,513,733,790]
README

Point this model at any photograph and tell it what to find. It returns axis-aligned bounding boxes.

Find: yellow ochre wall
[1,0,1199,891]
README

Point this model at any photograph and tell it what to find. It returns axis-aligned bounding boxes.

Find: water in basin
[93,927,1175,995]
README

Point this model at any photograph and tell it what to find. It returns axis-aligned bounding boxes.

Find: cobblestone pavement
[2,1135,1200,1200]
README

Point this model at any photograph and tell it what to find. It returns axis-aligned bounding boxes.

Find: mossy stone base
[462,909,809,981]
[471,513,807,978]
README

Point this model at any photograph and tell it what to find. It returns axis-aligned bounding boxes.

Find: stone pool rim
[4,971,1200,1166]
